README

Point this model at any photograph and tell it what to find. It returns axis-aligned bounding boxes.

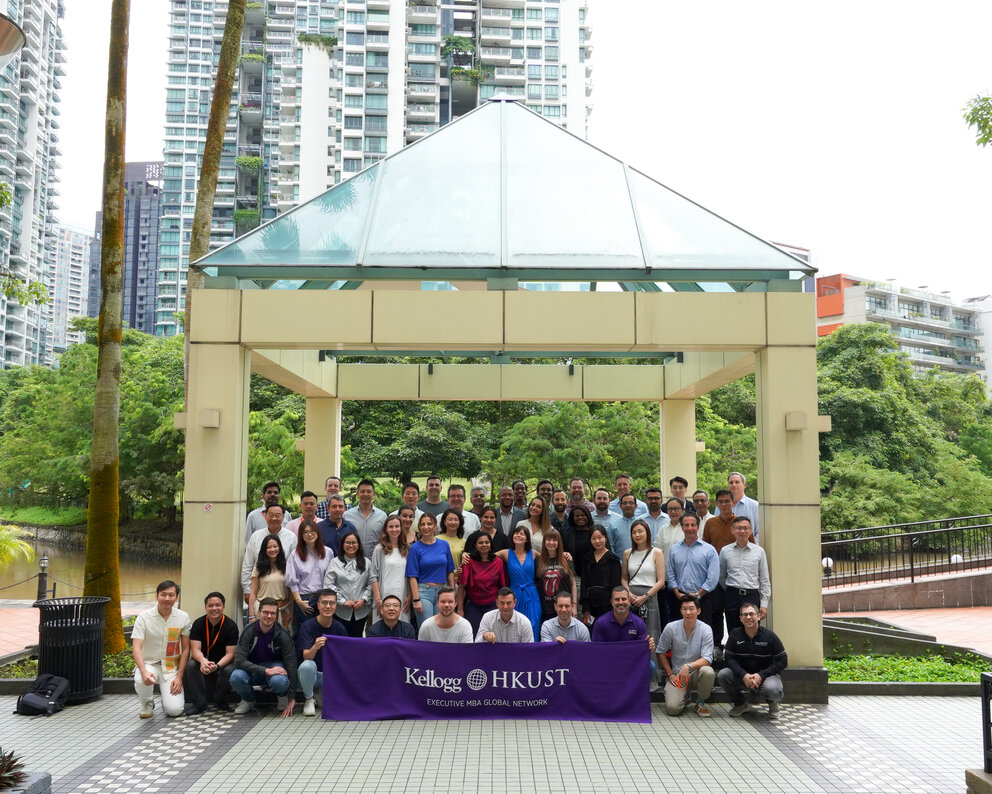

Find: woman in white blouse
[369,515,412,624]
[323,530,372,637]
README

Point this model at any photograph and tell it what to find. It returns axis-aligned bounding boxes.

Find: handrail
[821,514,992,539]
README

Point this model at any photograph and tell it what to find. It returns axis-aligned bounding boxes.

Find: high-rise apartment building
[157,0,593,336]
[87,161,163,335]
[815,273,985,380]
[0,0,65,366]
[46,223,91,357]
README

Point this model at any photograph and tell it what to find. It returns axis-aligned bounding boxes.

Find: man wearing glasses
[717,602,787,719]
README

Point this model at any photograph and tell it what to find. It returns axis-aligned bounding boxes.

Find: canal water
[1,540,180,601]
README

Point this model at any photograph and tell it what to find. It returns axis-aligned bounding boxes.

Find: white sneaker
[729,702,751,717]
[139,701,154,719]
[649,680,659,694]
[276,695,289,712]
[234,700,255,715]
[767,700,780,719]
[303,698,316,716]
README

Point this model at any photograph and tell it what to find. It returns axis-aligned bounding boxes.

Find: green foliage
[695,395,757,497]
[0,746,26,790]
[0,524,33,568]
[963,94,992,147]
[819,453,922,533]
[824,653,985,682]
[441,35,475,58]
[239,53,264,63]
[247,409,304,501]
[0,272,50,305]
[707,374,755,426]
[0,505,88,525]
[233,209,259,227]
[0,648,134,679]
[959,422,992,477]
[297,33,337,54]
[450,66,495,87]
[236,155,263,172]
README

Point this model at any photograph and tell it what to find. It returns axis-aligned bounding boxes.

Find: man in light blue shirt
[539,592,591,643]
[591,488,621,537]
[608,473,647,516]
[608,494,642,557]
[728,472,759,540]
[641,487,668,538]
[343,478,387,555]
[666,512,720,629]
[656,594,715,716]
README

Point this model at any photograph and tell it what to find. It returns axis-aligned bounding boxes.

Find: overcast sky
[58,1,992,300]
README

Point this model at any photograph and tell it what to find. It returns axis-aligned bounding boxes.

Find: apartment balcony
[480,26,511,45]
[481,7,514,22]
[406,102,436,121]
[405,123,436,140]
[238,143,262,157]
[868,305,982,337]
[493,65,525,84]
[0,127,13,147]
[408,5,438,23]
[366,33,390,51]
[367,13,391,30]
[406,82,437,99]
[479,46,512,64]
[367,0,390,9]
[482,0,524,8]
[215,181,235,195]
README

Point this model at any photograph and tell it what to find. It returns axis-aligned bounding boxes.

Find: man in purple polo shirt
[591,586,657,689]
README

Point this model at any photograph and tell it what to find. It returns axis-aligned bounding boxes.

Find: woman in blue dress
[496,525,542,640]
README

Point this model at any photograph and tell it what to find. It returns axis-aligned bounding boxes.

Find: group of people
[133,471,786,720]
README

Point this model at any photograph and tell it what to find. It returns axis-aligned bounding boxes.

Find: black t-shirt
[189,615,240,664]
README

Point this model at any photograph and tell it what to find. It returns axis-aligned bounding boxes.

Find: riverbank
[4,517,182,563]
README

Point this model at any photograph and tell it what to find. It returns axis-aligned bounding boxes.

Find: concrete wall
[823,570,992,612]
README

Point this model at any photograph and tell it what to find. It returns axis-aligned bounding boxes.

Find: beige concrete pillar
[755,345,823,668]
[181,342,250,618]
[659,399,697,491]
[304,397,342,493]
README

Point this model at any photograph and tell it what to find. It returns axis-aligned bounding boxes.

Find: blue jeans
[230,664,291,703]
[418,583,442,621]
[298,660,324,699]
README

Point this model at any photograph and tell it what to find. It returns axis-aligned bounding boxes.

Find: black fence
[820,514,992,589]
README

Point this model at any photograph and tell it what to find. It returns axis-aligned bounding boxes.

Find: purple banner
[322,636,650,723]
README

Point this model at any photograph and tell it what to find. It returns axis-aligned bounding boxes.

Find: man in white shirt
[446,484,481,533]
[417,586,473,643]
[343,478,388,554]
[243,481,290,544]
[476,588,534,643]
[242,504,298,604]
[132,580,192,718]
[728,472,760,540]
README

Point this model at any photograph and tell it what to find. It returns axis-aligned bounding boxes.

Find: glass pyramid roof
[196,100,814,286]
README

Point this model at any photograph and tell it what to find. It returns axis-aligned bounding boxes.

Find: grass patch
[0,650,134,680]
[825,653,986,682]
[0,505,88,526]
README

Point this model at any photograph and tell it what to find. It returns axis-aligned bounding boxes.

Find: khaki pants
[663,666,715,716]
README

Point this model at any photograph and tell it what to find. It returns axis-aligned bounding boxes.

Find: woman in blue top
[496,525,542,641]
[406,512,455,623]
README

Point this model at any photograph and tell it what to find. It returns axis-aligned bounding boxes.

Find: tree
[963,94,992,146]
[185,0,246,390]
[84,0,129,654]
[0,181,48,305]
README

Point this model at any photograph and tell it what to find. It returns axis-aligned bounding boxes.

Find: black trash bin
[33,596,111,703]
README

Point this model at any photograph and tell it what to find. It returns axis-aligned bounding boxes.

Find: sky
[57,1,992,300]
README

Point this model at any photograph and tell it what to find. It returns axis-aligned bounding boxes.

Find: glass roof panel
[198,165,379,267]
[504,106,642,269]
[627,168,806,272]
[362,106,501,267]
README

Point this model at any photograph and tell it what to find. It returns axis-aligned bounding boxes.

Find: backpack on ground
[14,674,70,716]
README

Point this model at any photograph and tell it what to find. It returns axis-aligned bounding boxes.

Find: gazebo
[180,99,826,699]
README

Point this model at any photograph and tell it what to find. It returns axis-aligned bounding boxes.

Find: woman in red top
[457,532,508,636]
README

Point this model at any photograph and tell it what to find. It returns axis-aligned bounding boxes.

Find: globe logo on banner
[465,669,488,691]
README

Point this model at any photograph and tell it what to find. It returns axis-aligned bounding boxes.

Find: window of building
[528,64,541,79]
[344,116,363,129]
[344,94,363,108]
[365,93,387,109]
[546,45,559,61]
[343,158,361,172]
[545,65,559,79]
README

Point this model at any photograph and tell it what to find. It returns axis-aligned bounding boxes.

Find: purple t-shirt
[590,611,648,643]
[252,623,279,665]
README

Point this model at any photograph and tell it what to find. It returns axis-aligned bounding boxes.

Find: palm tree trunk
[83,0,129,654]
[184,0,246,394]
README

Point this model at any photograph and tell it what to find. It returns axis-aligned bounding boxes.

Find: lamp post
[36,553,49,601]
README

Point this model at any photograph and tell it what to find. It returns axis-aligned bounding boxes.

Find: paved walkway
[0,693,981,793]
[829,606,992,655]
[0,600,154,657]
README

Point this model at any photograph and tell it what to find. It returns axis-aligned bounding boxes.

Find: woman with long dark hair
[437,508,467,576]
[622,518,665,641]
[323,531,372,637]
[516,496,551,552]
[249,536,292,630]
[496,525,542,640]
[535,528,577,622]
[286,518,333,634]
[580,526,621,624]
[457,532,508,635]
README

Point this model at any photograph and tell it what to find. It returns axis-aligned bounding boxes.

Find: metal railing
[821,514,992,588]
[983,672,992,773]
